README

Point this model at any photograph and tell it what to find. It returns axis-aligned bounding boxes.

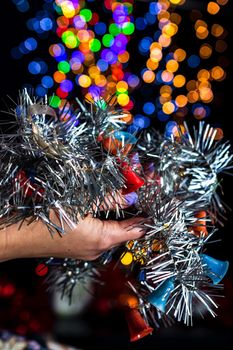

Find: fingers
[96,191,138,212]
[102,216,146,248]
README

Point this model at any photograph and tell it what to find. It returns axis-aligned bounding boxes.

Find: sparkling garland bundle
[0,90,232,341]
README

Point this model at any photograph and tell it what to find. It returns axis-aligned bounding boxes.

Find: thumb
[102,217,146,248]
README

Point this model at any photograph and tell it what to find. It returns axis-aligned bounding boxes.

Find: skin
[0,193,145,262]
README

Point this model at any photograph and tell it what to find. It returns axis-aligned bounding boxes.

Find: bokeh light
[11,0,229,123]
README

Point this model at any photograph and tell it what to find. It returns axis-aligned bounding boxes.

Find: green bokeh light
[49,95,61,108]
[80,9,92,22]
[58,61,71,73]
[89,38,101,52]
[122,22,135,35]
[109,23,121,36]
[102,34,114,47]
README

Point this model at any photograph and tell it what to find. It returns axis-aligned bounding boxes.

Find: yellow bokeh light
[143,70,156,83]
[197,69,210,81]
[211,66,225,80]
[162,101,175,114]
[199,87,213,102]
[199,44,212,59]
[163,22,178,37]
[175,95,188,107]
[95,75,107,87]
[173,74,186,88]
[116,81,128,93]
[159,34,172,47]
[166,59,179,72]
[88,65,100,78]
[196,26,209,39]
[207,2,220,15]
[170,0,183,4]
[150,43,163,62]
[78,74,92,88]
[174,48,186,62]
[60,1,76,18]
[146,58,159,71]
[198,81,211,89]
[117,94,130,106]
[195,20,208,31]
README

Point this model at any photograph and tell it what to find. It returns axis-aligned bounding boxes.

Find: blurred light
[40,17,53,31]
[58,60,70,73]
[54,71,66,83]
[42,75,54,88]
[211,24,224,37]
[49,95,61,108]
[199,44,212,59]
[117,93,130,106]
[89,38,101,52]
[60,79,73,92]
[143,102,155,115]
[78,74,92,87]
[215,39,227,52]
[162,101,175,114]
[28,61,41,74]
[36,85,47,97]
[80,8,92,22]
[166,59,179,72]
[214,127,224,140]
[133,114,151,129]
[143,70,156,83]
[127,74,140,88]
[197,69,210,81]
[207,2,220,15]
[211,66,225,80]
[187,55,200,68]
[60,1,76,18]
[173,74,186,87]
[217,0,228,5]
[24,38,37,51]
[94,22,107,35]
[174,48,186,61]
[175,95,188,107]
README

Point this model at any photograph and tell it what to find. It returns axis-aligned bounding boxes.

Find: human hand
[0,192,145,262]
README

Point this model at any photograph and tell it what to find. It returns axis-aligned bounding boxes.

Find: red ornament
[125,308,153,342]
[121,162,145,194]
[35,263,49,277]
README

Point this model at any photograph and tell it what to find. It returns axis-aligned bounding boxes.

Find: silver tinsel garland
[0,91,232,338]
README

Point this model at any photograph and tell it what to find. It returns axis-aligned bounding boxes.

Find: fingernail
[124,192,138,206]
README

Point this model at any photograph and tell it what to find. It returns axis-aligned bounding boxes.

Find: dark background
[0,1,233,349]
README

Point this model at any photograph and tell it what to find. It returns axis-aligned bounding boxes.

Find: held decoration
[0,89,232,342]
